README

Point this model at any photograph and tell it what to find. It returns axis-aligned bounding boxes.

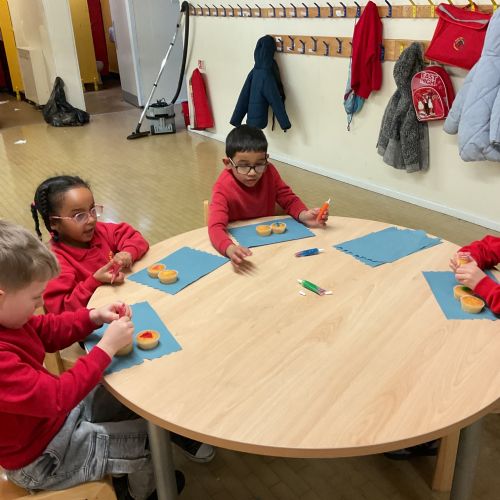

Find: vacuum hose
[169,1,190,106]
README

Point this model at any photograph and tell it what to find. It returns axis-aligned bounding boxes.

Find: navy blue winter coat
[230,35,291,131]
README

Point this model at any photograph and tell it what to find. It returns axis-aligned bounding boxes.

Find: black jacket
[230,35,291,131]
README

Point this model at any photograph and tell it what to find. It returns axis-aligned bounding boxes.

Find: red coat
[44,222,149,314]
[0,309,110,469]
[460,235,500,315]
[208,163,307,255]
[350,1,383,99]
[189,69,214,129]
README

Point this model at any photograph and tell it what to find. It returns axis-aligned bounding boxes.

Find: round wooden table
[89,217,500,500]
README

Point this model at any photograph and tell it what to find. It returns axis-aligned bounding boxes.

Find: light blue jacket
[444,9,500,162]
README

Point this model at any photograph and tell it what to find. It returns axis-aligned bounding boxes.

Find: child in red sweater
[209,125,329,268]
[0,220,184,498]
[450,235,500,314]
[31,176,216,463]
[31,175,149,314]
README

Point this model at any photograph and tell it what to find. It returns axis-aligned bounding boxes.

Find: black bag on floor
[42,77,90,127]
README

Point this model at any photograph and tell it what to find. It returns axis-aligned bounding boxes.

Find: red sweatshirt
[44,222,149,314]
[350,0,383,99]
[460,235,500,315]
[208,163,308,255]
[0,309,111,469]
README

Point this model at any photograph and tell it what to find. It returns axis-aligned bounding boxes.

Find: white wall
[186,6,500,231]
[110,0,187,106]
[8,0,85,109]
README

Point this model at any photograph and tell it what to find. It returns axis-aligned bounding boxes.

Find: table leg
[147,421,178,500]
[449,418,483,500]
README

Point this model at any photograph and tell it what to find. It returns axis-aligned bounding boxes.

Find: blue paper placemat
[128,247,229,295]
[84,301,182,374]
[228,218,315,248]
[423,271,498,320]
[334,227,442,267]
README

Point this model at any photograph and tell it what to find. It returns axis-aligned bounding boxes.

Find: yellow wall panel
[0,0,23,95]
[68,0,99,85]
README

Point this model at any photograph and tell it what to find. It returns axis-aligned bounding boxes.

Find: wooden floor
[1,104,499,500]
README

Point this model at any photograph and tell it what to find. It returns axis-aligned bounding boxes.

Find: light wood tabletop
[89,216,500,459]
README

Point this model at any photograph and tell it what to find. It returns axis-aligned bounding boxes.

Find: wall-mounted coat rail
[271,34,429,60]
[190,1,496,19]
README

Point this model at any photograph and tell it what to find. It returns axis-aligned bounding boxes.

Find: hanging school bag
[411,66,455,122]
[424,4,491,70]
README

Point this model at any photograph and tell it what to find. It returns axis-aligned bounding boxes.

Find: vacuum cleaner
[127,1,190,140]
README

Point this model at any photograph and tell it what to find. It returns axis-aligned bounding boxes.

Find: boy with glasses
[208,125,328,268]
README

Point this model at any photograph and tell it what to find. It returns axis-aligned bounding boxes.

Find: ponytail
[32,175,90,241]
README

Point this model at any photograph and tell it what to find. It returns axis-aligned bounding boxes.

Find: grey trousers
[6,385,156,500]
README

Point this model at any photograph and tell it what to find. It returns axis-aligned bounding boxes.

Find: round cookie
[136,330,160,350]
[158,269,178,284]
[271,222,287,234]
[460,295,485,314]
[116,342,133,356]
[148,263,166,278]
[256,225,272,236]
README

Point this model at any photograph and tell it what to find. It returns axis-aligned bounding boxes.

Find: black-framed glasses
[229,156,269,175]
[50,205,104,224]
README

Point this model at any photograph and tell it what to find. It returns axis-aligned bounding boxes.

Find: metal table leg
[147,422,178,500]
[450,418,483,500]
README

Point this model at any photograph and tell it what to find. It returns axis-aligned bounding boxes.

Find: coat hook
[354,1,361,17]
[447,0,453,5]
[310,36,318,52]
[408,0,417,17]
[384,0,392,17]
[339,1,347,17]
[335,37,343,53]
[491,0,498,10]
[275,36,283,51]
[399,42,405,55]
[323,40,330,56]
[291,3,297,16]
[279,2,287,15]
[221,4,227,15]
[212,4,219,15]
[205,4,211,15]
[426,0,435,17]
[288,35,295,51]
[298,39,305,53]
[195,3,202,14]
[380,44,385,61]
[314,2,321,16]
[269,3,276,15]
[246,3,253,15]
[326,2,334,16]
[255,4,262,16]
[301,2,309,16]
[230,4,236,14]
[237,3,244,15]
[467,0,475,10]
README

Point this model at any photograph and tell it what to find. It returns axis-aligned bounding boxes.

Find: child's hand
[299,209,328,228]
[449,254,460,273]
[454,261,486,290]
[94,261,125,284]
[113,251,133,269]
[90,302,132,326]
[450,252,474,272]
[96,317,134,358]
[226,244,253,267]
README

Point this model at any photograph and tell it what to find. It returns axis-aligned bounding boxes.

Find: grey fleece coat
[376,43,429,173]
[443,9,500,162]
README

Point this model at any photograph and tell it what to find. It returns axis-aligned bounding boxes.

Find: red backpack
[411,66,455,122]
